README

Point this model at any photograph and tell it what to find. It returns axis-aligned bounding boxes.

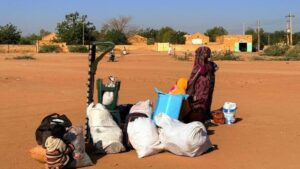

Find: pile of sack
[31,99,214,168]
[86,99,213,158]
[124,100,213,158]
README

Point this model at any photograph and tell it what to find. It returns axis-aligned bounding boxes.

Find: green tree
[293,32,300,45]
[205,26,228,42]
[170,31,186,44]
[0,23,21,44]
[39,29,51,38]
[138,28,158,44]
[245,28,268,50]
[101,29,128,45]
[269,31,287,45]
[56,12,97,45]
[156,26,176,42]
[19,34,40,44]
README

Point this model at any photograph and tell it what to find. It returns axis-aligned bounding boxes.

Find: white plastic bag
[129,99,152,117]
[127,117,163,158]
[102,91,114,105]
[87,103,125,153]
[155,113,212,157]
[102,76,116,106]
[64,126,94,168]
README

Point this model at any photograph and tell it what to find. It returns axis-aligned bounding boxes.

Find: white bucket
[223,102,237,124]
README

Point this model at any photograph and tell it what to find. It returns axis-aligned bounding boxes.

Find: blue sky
[0,0,299,35]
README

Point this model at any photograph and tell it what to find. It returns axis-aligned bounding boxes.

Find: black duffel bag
[35,113,72,147]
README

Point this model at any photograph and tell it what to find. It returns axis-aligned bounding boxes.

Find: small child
[45,124,75,169]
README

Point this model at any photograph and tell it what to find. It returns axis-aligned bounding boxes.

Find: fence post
[36,40,39,53]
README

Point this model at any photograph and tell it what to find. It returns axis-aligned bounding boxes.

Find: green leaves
[56,12,97,45]
[0,23,21,44]
[205,26,228,42]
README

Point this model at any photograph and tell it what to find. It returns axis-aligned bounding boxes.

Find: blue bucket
[152,88,189,123]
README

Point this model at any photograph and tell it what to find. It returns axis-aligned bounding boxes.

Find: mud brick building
[185,32,210,45]
[216,35,253,52]
[128,35,148,45]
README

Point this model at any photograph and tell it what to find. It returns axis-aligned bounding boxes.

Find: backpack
[35,113,72,147]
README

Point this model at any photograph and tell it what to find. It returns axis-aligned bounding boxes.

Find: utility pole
[286,12,295,45]
[82,17,85,46]
[257,20,260,51]
[243,23,245,35]
[286,22,290,45]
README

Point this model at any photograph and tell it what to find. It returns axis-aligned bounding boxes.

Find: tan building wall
[0,44,37,53]
[38,33,68,52]
[128,35,147,45]
[115,44,155,51]
[185,32,209,45]
[216,35,252,51]
[170,43,224,53]
[41,33,57,42]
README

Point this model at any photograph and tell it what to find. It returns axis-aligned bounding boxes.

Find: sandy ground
[0,51,300,169]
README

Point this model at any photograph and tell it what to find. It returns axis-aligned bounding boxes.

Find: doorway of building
[239,43,247,52]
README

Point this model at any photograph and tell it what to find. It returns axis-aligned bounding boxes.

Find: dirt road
[0,51,299,169]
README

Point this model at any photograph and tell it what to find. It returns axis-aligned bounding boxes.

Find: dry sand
[0,51,300,169]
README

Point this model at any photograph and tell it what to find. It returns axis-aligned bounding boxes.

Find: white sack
[129,99,152,117]
[155,113,212,157]
[127,117,163,158]
[87,103,125,153]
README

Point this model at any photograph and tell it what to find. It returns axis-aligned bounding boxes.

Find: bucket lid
[223,102,237,110]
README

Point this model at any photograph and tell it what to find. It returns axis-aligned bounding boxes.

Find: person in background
[122,46,127,55]
[108,49,115,62]
[45,125,75,169]
[168,46,172,55]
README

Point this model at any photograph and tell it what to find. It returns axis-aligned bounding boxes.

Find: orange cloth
[169,78,188,94]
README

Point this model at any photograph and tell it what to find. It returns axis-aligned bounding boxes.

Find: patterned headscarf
[188,46,211,83]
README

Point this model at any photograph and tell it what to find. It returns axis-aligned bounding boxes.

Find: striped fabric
[45,136,75,169]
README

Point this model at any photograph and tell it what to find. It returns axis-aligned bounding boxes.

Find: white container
[223,102,237,124]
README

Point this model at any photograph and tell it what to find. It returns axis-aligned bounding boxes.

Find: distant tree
[56,12,97,45]
[156,26,176,42]
[205,26,228,42]
[245,28,268,50]
[39,29,51,38]
[293,32,300,45]
[0,23,21,44]
[269,31,287,45]
[138,27,186,44]
[19,34,40,44]
[100,29,128,45]
[138,28,158,44]
[170,31,186,44]
[101,16,132,34]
